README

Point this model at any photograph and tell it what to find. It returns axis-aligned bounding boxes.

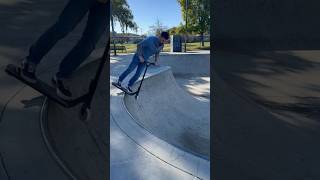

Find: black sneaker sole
[20,70,37,83]
[56,88,73,100]
[51,77,57,87]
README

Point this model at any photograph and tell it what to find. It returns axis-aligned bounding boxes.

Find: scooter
[112,62,155,99]
[6,39,110,121]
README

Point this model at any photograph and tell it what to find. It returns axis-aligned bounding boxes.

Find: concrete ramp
[159,52,210,76]
[159,52,210,99]
[124,66,210,158]
[110,52,210,179]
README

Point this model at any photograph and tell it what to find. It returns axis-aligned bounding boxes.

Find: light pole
[185,0,188,52]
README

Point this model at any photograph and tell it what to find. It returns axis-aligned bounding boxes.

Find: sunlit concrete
[110,51,210,179]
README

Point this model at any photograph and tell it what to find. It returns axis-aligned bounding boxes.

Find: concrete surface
[0,1,107,179]
[214,1,320,50]
[125,67,209,157]
[158,52,210,100]
[0,1,71,179]
[213,50,320,180]
[45,59,108,180]
[110,52,210,179]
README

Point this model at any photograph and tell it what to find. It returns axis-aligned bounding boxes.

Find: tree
[177,0,210,46]
[125,21,138,34]
[132,22,139,34]
[111,0,136,55]
[168,27,178,35]
[168,23,187,35]
[148,18,168,36]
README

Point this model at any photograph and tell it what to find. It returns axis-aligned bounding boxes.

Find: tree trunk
[111,15,117,56]
[200,32,204,46]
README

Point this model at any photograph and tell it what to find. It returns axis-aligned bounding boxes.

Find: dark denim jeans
[26,0,107,79]
[118,53,146,87]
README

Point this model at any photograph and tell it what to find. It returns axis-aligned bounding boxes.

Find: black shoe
[20,60,36,83]
[56,78,72,100]
[127,86,133,92]
[116,80,122,87]
[51,75,59,86]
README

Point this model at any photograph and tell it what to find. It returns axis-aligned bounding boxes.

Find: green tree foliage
[177,0,210,46]
[168,23,187,35]
[111,0,137,34]
[110,0,137,55]
[148,18,168,36]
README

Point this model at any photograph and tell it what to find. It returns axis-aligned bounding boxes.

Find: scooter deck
[5,64,76,108]
[111,82,136,95]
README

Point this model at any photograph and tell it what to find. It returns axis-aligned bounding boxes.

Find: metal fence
[111,35,210,44]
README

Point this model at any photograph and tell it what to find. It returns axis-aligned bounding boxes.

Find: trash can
[170,35,182,52]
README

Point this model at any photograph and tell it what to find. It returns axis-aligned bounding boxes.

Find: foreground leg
[21,0,92,83]
[26,0,93,65]
[118,55,140,83]
[128,62,146,87]
[56,1,108,79]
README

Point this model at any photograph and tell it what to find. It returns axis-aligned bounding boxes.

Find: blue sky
[113,0,183,35]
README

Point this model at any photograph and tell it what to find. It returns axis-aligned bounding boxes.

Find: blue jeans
[118,54,146,87]
[26,0,107,79]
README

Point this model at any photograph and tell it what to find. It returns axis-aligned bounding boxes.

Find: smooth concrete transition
[125,67,210,157]
[126,52,210,157]
[159,52,210,99]
[110,52,210,179]
[159,52,210,76]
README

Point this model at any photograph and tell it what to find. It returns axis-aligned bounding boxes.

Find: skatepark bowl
[110,51,210,179]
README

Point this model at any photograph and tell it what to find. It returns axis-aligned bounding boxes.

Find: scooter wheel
[79,105,91,122]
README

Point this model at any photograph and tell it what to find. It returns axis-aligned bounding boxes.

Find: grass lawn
[110,42,210,54]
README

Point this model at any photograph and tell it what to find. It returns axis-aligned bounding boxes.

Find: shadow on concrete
[0,1,108,179]
[21,95,45,108]
[214,50,320,125]
[213,50,320,180]
[0,0,66,50]
[0,0,66,94]
[0,0,105,70]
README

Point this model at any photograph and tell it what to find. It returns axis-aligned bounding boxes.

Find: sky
[113,0,183,35]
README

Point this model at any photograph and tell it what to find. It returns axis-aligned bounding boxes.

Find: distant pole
[185,0,188,52]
